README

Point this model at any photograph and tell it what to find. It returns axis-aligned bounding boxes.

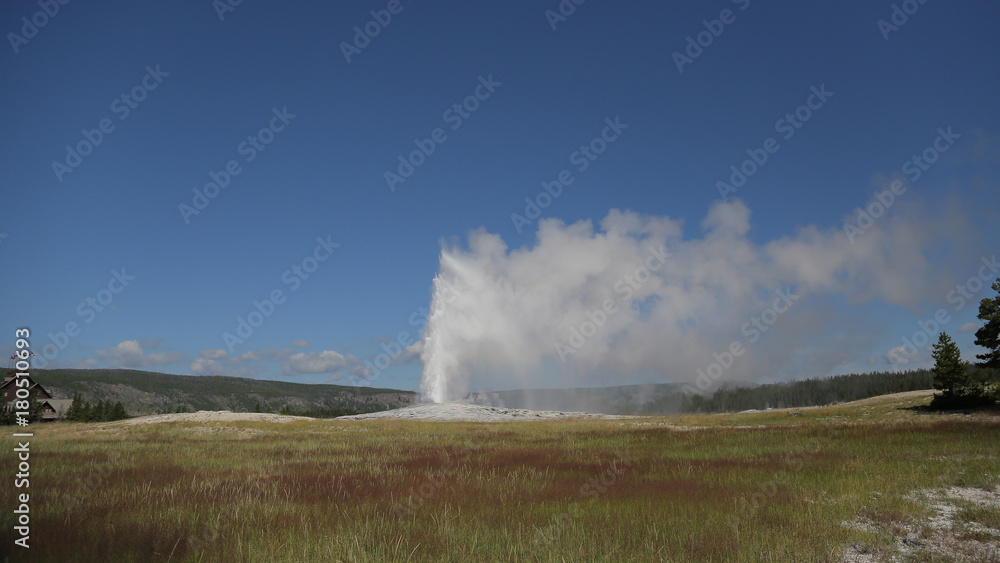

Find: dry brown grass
[0,391,997,561]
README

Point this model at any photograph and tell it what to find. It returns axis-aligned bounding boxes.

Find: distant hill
[30,367,979,418]
[680,368,970,413]
[466,369,958,415]
[31,369,418,416]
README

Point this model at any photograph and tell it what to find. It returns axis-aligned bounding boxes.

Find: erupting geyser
[419,275,455,403]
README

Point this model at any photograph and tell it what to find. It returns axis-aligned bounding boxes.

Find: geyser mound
[338,402,627,422]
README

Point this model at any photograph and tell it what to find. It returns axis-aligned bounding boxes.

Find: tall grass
[1,392,998,561]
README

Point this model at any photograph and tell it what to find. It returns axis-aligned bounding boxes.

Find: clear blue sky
[2,0,999,392]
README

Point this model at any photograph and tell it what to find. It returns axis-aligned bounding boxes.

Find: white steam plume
[418,200,971,402]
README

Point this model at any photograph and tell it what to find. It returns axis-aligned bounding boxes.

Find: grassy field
[2,390,999,562]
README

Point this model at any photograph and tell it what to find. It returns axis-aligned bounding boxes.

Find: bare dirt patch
[842,485,1000,562]
[107,411,314,426]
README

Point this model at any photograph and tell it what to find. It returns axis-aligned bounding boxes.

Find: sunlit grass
[1,391,998,561]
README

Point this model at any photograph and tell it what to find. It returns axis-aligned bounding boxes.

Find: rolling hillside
[466,369,959,415]
[30,369,418,416]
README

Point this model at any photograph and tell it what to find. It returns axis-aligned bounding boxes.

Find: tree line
[680,368,940,413]
[64,393,130,422]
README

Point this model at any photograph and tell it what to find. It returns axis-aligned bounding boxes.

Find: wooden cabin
[1,372,52,401]
[2,372,67,420]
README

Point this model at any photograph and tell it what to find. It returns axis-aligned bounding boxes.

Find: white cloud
[249,347,295,361]
[96,340,184,369]
[233,351,259,362]
[147,352,185,365]
[958,322,981,334]
[199,349,229,360]
[96,340,144,367]
[283,351,350,376]
[190,357,221,375]
[886,345,919,365]
[187,347,306,378]
[291,339,310,348]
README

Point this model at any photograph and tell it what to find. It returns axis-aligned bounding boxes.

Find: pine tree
[27,388,45,423]
[932,332,965,398]
[95,400,108,422]
[81,400,94,422]
[66,392,83,421]
[0,402,14,425]
[975,277,1000,368]
[930,332,985,408]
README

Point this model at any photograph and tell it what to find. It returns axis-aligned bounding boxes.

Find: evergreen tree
[975,277,1000,368]
[66,392,83,421]
[0,402,14,425]
[27,388,45,423]
[932,332,965,397]
[929,332,989,408]
[95,400,108,421]
[81,400,94,422]
[111,402,128,421]
[254,402,261,413]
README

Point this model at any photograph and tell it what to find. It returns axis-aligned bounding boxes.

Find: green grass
[1,390,998,561]
[956,503,1000,530]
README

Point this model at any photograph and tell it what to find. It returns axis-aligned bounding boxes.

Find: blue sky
[2,0,999,393]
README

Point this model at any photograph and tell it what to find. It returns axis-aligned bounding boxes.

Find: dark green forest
[678,367,998,413]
